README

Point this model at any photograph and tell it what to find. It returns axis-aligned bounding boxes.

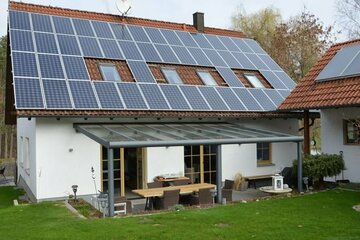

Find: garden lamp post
[71,185,78,202]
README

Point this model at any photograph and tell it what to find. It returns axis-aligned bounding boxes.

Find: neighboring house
[5,1,304,211]
[280,39,360,183]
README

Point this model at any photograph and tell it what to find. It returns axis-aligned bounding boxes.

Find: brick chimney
[193,12,204,32]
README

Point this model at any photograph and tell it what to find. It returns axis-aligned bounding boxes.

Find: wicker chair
[222,179,234,202]
[190,188,213,207]
[0,166,5,180]
[147,181,163,188]
[155,189,180,210]
[172,179,191,186]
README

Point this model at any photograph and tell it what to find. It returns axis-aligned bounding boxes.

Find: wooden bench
[244,174,273,189]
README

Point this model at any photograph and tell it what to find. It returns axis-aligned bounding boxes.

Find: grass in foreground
[0,186,359,240]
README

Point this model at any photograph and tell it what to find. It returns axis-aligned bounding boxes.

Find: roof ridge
[9,1,247,38]
[332,38,360,48]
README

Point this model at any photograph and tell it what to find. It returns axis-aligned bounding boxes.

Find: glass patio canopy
[74,123,303,148]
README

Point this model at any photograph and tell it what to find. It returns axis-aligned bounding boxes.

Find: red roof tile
[279,39,360,110]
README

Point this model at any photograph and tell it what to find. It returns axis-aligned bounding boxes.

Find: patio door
[101,146,146,197]
[184,145,217,184]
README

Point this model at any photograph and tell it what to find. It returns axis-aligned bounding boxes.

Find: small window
[24,137,30,175]
[197,70,217,86]
[161,67,183,84]
[344,119,360,144]
[257,142,271,165]
[99,64,122,82]
[244,73,264,88]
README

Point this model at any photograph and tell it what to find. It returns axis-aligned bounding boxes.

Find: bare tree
[337,0,360,39]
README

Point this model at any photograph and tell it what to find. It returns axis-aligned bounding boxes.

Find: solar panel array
[9,10,294,112]
[316,44,360,81]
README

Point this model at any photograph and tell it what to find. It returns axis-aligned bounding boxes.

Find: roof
[6,1,297,120]
[280,39,360,110]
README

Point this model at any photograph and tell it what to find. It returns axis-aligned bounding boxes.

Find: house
[5,1,305,215]
[280,39,360,183]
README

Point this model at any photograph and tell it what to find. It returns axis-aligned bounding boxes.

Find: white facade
[17,117,298,201]
[321,108,360,183]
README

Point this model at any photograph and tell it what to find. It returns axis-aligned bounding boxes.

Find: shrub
[293,153,345,185]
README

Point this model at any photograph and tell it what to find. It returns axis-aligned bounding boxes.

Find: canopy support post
[107,148,115,217]
[216,144,222,203]
[297,142,303,193]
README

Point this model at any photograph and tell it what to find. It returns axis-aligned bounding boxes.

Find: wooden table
[154,176,190,182]
[132,183,216,210]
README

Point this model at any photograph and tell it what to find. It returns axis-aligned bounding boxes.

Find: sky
[0,0,344,40]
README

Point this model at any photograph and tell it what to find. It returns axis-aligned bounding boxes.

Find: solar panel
[202,49,227,67]
[187,48,212,66]
[12,52,38,77]
[274,71,296,89]
[245,54,269,70]
[10,30,34,52]
[136,42,162,62]
[31,13,53,33]
[91,21,114,39]
[9,11,31,30]
[232,88,263,111]
[159,85,191,110]
[72,18,95,37]
[52,16,74,35]
[118,40,144,60]
[34,32,58,54]
[316,45,360,81]
[42,79,72,109]
[215,87,246,111]
[191,34,213,49]
[258,54,282,71]
[160,29,183,46]
[248,88,276,111]
[218,36,240,52]
[78,37,103,57]
[205,35,227,50]
[260,71,287,89]
[93,82,124,109]
[231,52,256,70]
[139,84,170,109]
[341,51,360,77]
[144,27,168,44]
[277,89,291,99]
[117,83,148,109]
[62,56,89,80]
[244,39,267,54]
[99,39,123,59]
[127,25,150,42]
[216,67,244,87]
[57,35,81,55]
[263,89,285,107]
[231,38,253,53]
[175,31,198,48]
[127,61,156,83]
[198,87,229,110]
[179,85,210,110]
[14,78,44,108]
[154,44,180,63]
[171,46,197,65]
[68,81,99,109]
[110,24,133,40]
[217,51,242,68]
[38,54,65,79]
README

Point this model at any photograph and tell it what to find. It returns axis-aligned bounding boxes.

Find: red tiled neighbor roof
[279,39,360,110]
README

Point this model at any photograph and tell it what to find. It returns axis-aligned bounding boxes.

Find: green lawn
[0,186,359,240]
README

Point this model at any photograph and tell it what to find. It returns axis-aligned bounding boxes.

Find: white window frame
[196,70,218,86]
[244,73,265,88]
[99,63,122,82]
[161,67,183,84]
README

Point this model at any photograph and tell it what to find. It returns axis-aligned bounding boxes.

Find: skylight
[161,67,183,84]
[99,64,122,82]
[197,70,217,86]
[244,73,264,88]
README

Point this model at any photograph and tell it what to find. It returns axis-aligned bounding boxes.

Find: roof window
[161,67,183,84]
[99,63,122,82]
[244,73,264,88]
[197,70,217,86]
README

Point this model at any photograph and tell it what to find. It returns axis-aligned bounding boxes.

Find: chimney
[193,12,204,32]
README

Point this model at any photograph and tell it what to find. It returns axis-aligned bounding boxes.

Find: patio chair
[147,181,163,188]
[222,179,234,202]
[0,166,5,180]
[155,189,180,210]
[115,196,132,214]
[172,179,191,186]
[189,188,213,207]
